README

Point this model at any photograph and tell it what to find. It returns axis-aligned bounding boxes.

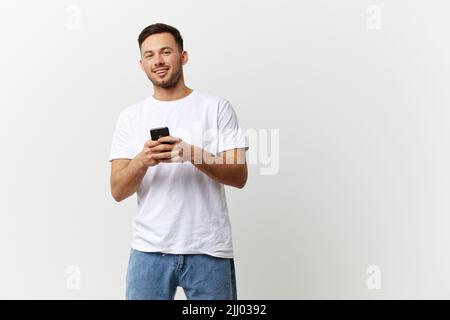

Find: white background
[1,0,450,299]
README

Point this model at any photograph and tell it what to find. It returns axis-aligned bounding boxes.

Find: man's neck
[153,85,193,102]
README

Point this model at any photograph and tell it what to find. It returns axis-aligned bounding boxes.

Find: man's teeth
[156,69,168,75]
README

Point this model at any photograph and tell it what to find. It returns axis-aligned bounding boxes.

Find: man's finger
[151,143,174,152]
[158,135,181,144]
[145,140,161,147]
[152,151,173,160]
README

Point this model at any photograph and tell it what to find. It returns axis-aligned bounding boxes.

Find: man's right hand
[138,139,175,168]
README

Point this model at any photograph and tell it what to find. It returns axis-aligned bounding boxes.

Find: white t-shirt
[108,90,248,258]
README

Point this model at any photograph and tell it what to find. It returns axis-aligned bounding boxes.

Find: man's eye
[163,51,170,54]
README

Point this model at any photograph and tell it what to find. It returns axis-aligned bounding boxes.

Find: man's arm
[154,135,248,189]
[190,146,248,189]
[110,139,169,202]
[110,157,148,202]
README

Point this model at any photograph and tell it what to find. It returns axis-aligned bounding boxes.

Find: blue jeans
[126,248,237,300]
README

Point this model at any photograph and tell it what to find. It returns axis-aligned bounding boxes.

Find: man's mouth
[154,67,169,77]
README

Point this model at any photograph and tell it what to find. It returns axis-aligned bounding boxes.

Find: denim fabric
[126,248,237,300]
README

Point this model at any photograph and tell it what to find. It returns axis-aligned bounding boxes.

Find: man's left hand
[156,135,192,163]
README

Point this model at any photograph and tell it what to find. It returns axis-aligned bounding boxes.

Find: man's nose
[153,54,164,66]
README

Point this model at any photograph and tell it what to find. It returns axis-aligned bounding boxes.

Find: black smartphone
[150,126,170,142]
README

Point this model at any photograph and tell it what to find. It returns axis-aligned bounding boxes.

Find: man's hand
[147,135,247,188]
[137,139,169,167]
[153,135,192,163]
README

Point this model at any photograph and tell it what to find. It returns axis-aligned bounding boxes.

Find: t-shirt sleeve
[108,110,137,162]
[217,98,249,154]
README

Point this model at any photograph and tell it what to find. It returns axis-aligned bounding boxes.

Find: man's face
[139,32,187,89]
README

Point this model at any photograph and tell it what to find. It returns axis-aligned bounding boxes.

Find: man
[108,23,249,300]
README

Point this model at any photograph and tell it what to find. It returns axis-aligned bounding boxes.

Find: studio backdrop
[1,0,449,299]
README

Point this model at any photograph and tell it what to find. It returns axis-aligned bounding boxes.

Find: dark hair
[138,23,184,52]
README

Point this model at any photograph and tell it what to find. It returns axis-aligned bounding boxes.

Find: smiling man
[108,23,249,300]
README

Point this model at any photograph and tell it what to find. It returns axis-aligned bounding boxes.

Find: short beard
[149,67,182,89]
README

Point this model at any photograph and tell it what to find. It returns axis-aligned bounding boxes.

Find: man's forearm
[189,145,247,188]
[112,155,148,202]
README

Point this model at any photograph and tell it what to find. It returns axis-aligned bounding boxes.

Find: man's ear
[139,59,144,72]
[181,51,189,66]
